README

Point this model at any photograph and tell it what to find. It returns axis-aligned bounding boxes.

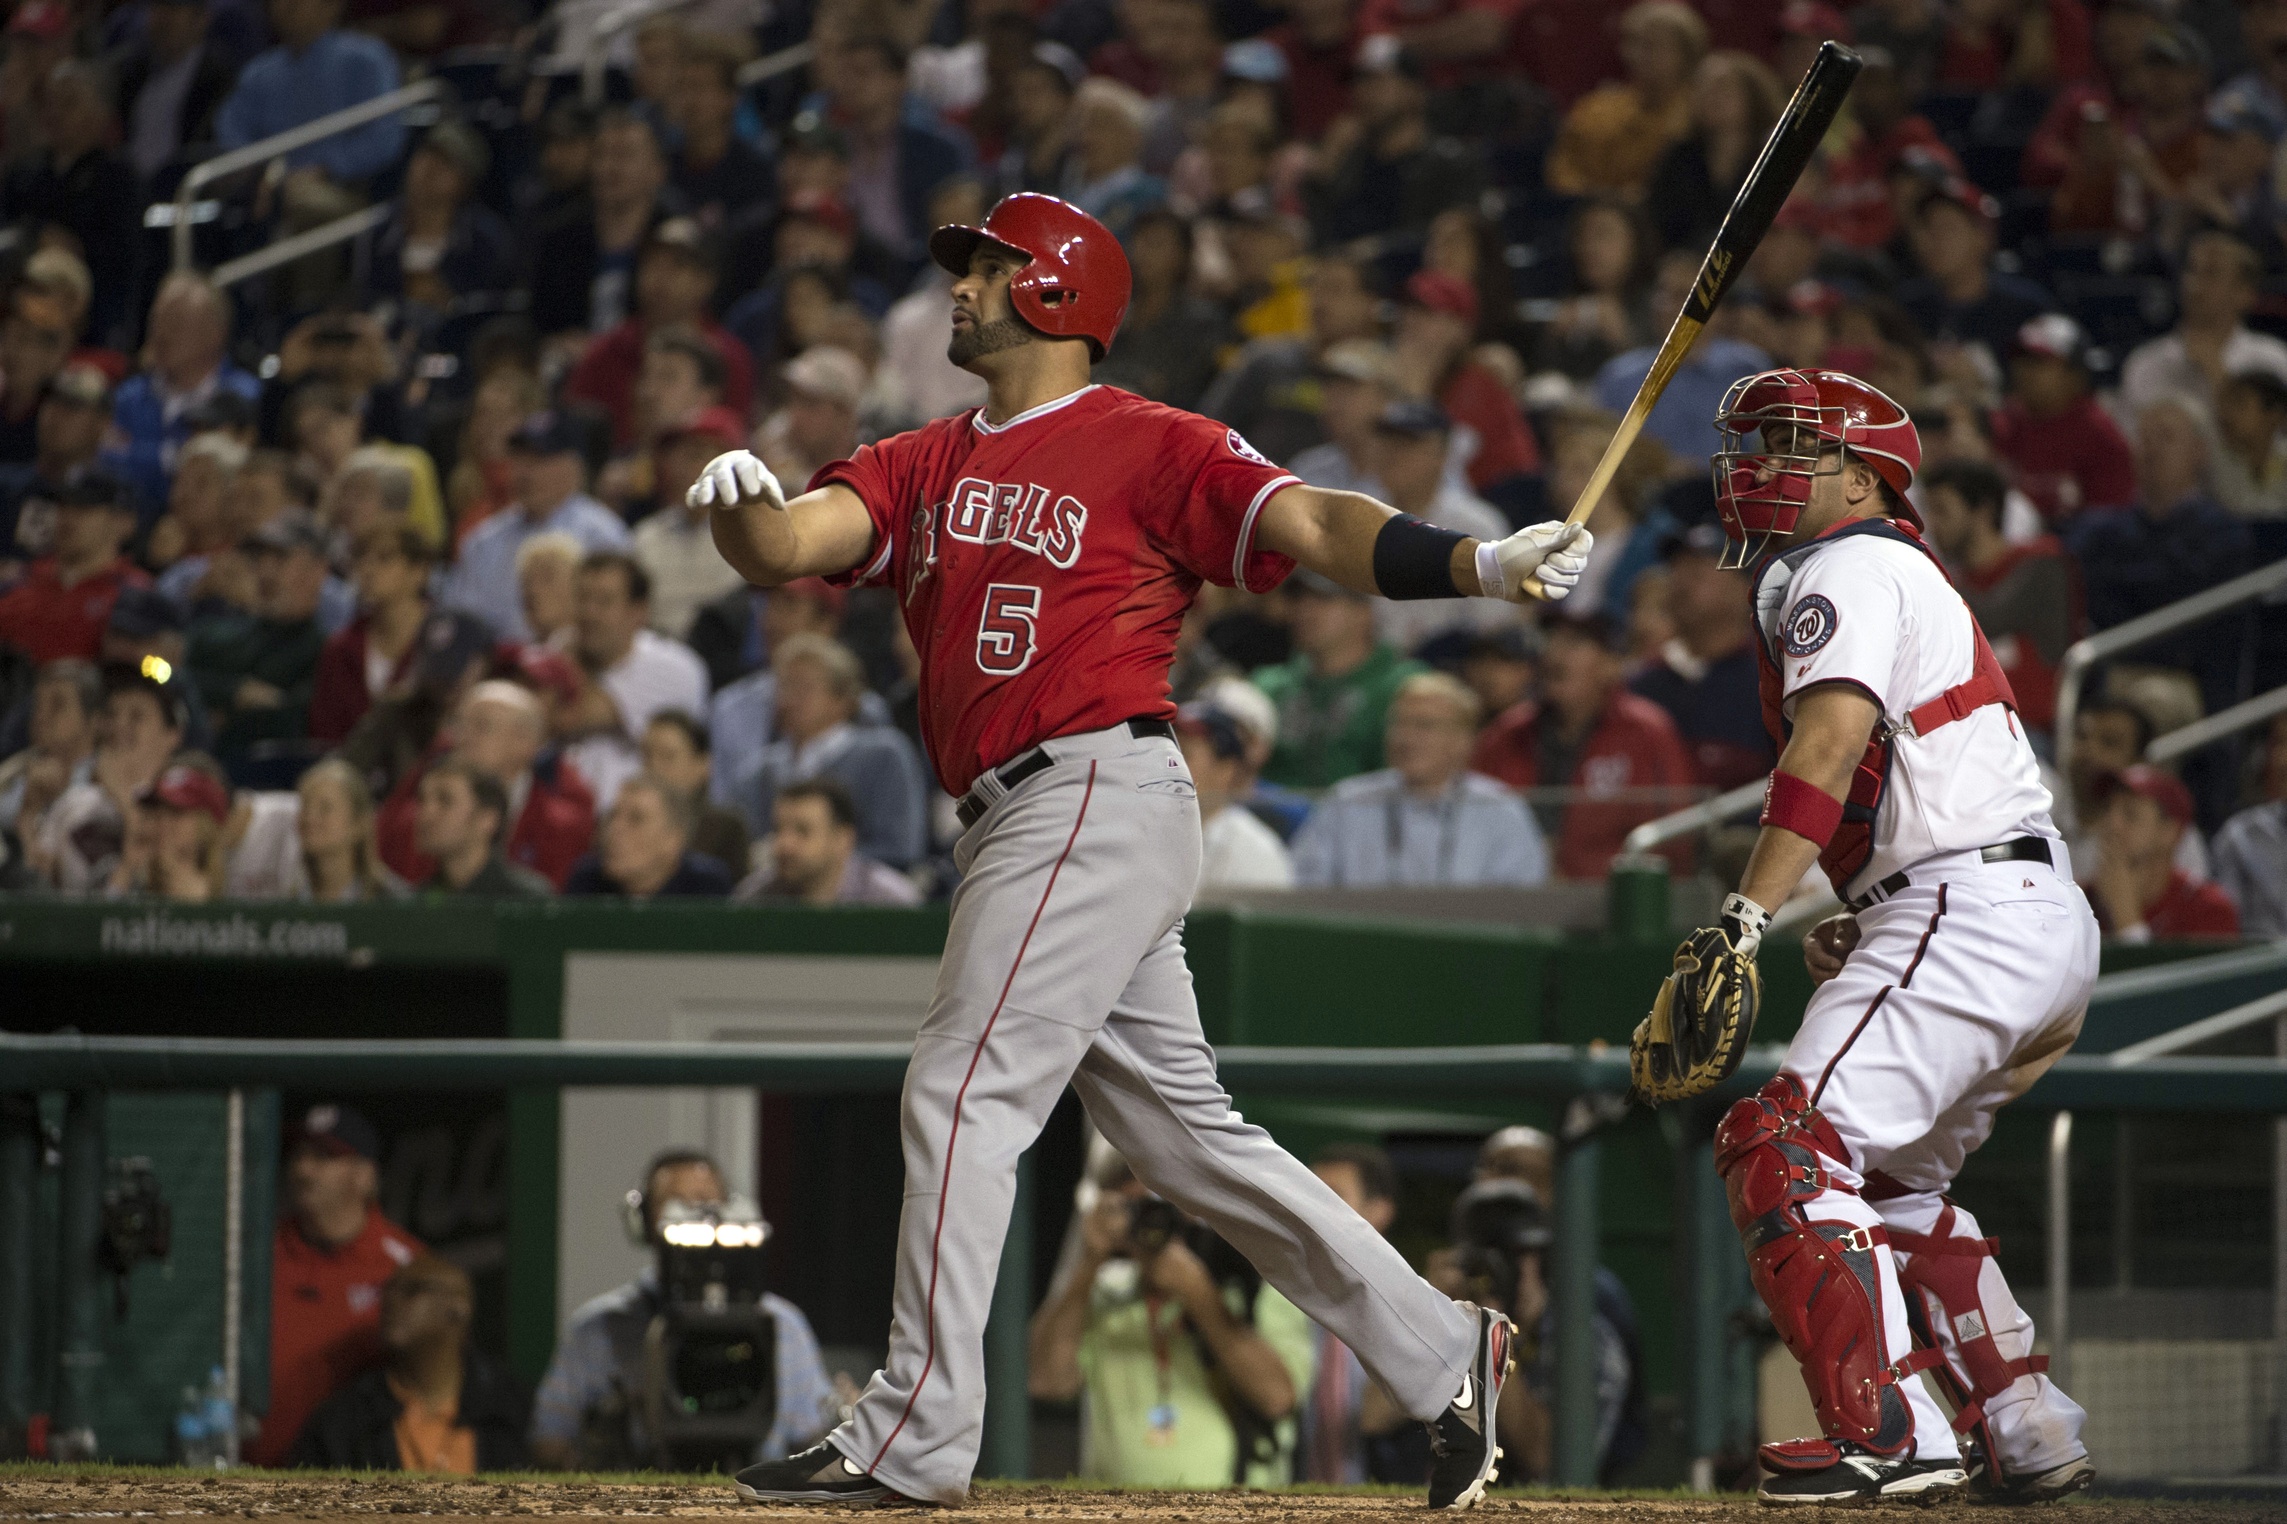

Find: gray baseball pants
[825,722,1478,1503]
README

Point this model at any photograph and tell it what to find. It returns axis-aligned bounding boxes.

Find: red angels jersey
[815,385,1300,794]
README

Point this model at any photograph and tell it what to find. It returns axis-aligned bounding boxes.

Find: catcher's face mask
[1712,372,1836,570]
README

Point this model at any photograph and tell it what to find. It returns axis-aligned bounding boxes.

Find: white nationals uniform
[1742,517,2098,1476]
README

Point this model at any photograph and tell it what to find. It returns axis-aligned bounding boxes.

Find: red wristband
[1761,770,1844,846]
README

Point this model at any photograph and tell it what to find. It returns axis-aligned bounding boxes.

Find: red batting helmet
[929,193,1132,360]
[1711,368,1921,568]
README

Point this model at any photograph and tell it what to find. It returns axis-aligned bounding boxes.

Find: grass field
[1,1467,2283,1522]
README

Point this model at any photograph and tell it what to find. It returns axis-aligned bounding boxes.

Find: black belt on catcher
[956,717,1178,829]
[1845,836,2054,914]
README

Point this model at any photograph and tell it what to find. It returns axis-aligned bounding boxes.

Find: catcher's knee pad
[1887,1202,2049,1464]
[1715,1076,1937,1454]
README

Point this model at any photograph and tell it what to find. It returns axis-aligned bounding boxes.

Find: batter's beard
[948,317,1035,367]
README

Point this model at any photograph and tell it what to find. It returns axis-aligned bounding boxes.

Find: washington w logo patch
[1783,594,1839,657]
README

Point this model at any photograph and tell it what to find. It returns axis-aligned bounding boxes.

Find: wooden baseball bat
[1522,40,1863,598]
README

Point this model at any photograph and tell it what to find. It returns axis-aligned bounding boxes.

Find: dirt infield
[1,1471,2283,1523]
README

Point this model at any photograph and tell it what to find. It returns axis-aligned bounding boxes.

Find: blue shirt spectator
[1593,331,1771,470]
[215,0,405,184]
[103,274,261,522]
[442,414,628,641]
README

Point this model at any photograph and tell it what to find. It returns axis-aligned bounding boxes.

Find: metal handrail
[210,202,392,290]
[168,78,446,271]
[1622,778,1764,854]
[2108,983,2287,1065]
[2054,557,2287,780]
[737,39,817,87]
[2146,682,2287,766]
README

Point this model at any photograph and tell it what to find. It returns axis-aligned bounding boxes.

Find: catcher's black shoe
[1425,1303,1516,1509]
[1757,1438,1968,1507]
[733,1442,917,1506]
[1967,1451,2093,1505]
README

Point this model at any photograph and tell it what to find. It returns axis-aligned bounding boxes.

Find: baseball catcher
[1632,369,2098,1505]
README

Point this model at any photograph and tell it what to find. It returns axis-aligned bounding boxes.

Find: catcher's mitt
[1629,925,1760,1106]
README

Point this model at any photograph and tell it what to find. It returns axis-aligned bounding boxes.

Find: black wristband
[1371,514,1469,600]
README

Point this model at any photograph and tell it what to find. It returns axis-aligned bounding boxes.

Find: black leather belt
[1846,836,2053,913]
[956,717,1177,828]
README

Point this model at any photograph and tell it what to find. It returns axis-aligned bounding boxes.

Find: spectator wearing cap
[757,347,867,491]
[1253,572,1424,789]
[444,412,629,643]
[0,363,112,572]
[409,756,553,897]
[736,773,920,904]
[1544,1,1705,199]
[104,273,260,518]
[1176,686,1294,890]
[1893,180,2055,363]
[2064,399,2253,711]
[0,471,148,666]
[1394,271,1541,506]
[1593,251,1772,469]
[1989,313,2137,523]
[1919,459,2077,739]
[309,523,434,746]
[559,552,709,809]
[1816,46,1960,251]
[527,110,682,341]
[818,35,974,263]
[1095,209,1231,411]
[378,679,597,888]
[32,666,186,892]
[1627,523,1772,790]
[249,1103,426,1468]
[185,510,330,770]
[116,0,237,184]
[993,42,1085,197]
[730,633,927,865]
[703,577,861,757]
[1290,341,1408,497]
[2120,228,2287,423]
[2,62,140,346]
[106,754,237,899]
[1364,401,1512,655]
[372,122,515,324]
[631,407,749,640]
[1292,671,1548,887]
[0,657,99,840]
[564,771,736,898]
[2175,94,2284,254]
[0,287,79,465]
[563,217,754,449]
[1472,612,1695,880]
[1305,37,1483,247]
[1645,51,1783,258]
[670,35,776,228]
[2213,714,2287,937]
[2210,369,2287,517]
[2084,764,2240,940]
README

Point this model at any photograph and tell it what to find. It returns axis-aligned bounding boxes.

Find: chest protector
[1754,519,2019,894]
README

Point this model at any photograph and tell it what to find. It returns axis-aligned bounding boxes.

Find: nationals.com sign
[99,911,351,959]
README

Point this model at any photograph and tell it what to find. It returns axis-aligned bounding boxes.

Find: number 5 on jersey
[977,583,1042,675]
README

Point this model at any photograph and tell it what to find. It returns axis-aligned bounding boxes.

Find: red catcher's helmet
[1711,368,1922,568]
[929,193,1132,360]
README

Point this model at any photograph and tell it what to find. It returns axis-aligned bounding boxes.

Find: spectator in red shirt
[1920,458,2078,740]
[377,679,597,887]
[1819,47,1960,251]
[0,470,147,665]
[248,1103,425,1468]
[1263,0,1356,142]
[1939,0,2094,95]
[561,219,754,449]
[1989,313,2136,522]
[1393,270,1540,506]
[2083,764,2241,940]
[1470,610,1696,878]
[1354,0,1519,94]
[310,523,434,746]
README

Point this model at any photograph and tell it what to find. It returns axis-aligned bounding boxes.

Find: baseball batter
[1693,369,2098,1505]
[688,193,1592,1508]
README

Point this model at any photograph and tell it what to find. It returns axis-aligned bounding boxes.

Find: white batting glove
[1474,522,1594,602]
[686,449,786,514]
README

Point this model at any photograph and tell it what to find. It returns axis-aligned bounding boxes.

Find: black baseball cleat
[1425,1303,1516,1509]
[1967,1451,2094,1505]
[1757,1437,1969,1507]
[732,1441,917,1507]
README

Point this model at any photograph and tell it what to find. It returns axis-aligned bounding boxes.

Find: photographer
[529,1149,835,1470]
[1441,1179,1643,1486]
[1027,1150,1316,1488]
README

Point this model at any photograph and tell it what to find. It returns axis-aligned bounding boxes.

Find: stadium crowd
[0,0,2279,935]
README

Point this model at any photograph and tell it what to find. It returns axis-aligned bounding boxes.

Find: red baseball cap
[494,640,584,708]
[9,1,70,39]
[1403,269,1479,326]
[661,404,747,454]
[2095,764,2194,826]
[139,763,230,822]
